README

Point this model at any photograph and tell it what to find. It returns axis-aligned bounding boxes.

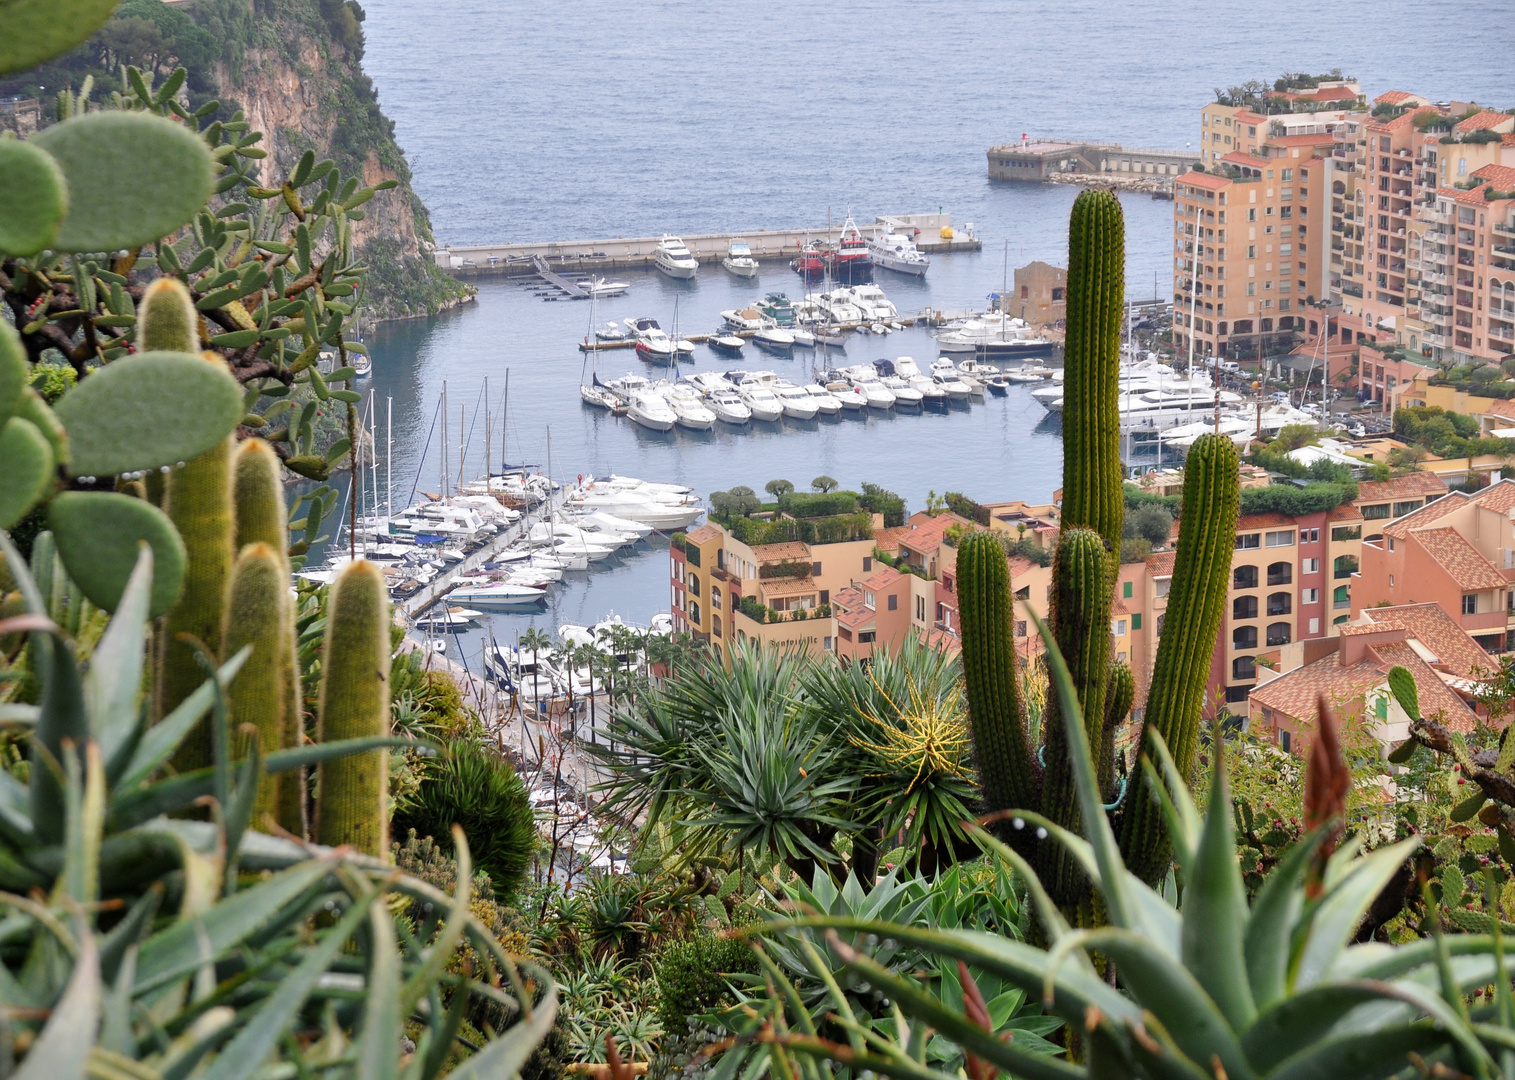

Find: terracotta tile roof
[1376,107,1439,133]
[1222,151,1269,167]
[1249,653,1385,722]
[1356,473,1449,502]
[1361,603,1491,677]
[873,525,913,554]
[751,542,810,563]
[1382,491,1466,538]
[1179,172,1232,192]
[1483,399,1515,420]
[1147,551,1176,577]
[897,513,973,556]
[758,577,820,599]
[685,524,721,545]
[836,607,875,631]
[1473,480,1515,513]
[1375,91,1417,105]
[1327,502,1364,522]
[1456,110,1513,133]
[1112,598,1130,616]
[1472,164,1515,192]
[1339,620,1404,637]
[1234,110,1267,125]
[1237,511,1296,529]
[1007,555,1040,577]
[1504,133,1515,148]
[832,586,864,611]
[924,627,961,654]
[861,567,905,591]
[1371,641,1478,729]
[1442,185,1497,207]
[1409,528,1506,589]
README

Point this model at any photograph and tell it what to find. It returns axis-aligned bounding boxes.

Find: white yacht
[936,316,1054,358]
[580,375,624,413]
[867,231,930,276]
[824,377,867,410]
[957,358,1000,377]
[664,383,717,431]
[571,510,656,539]
[791,328,817,348]
[773,382,821,420]
[721,307,766,332]
[689,371,734,394]
[595,322,627,342]
[652,236,698,279]
[577,276,630,297]
[850,283,899,322]
[753,323,795,350]
[736,380,784,422]
[721,239,760,278]
[803,383,843,415]
[842,366,896,409]
[931,370,972,398]
[626,391,677,432]
[706,388,752,425]
[709,333,745,355]
[625,316,675,361]
[607,372,654,400]
[448,581,547,609]
[808,289,866,326]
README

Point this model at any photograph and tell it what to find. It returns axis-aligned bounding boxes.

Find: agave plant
[737,613,1511,1080]
[0,539,556,1075]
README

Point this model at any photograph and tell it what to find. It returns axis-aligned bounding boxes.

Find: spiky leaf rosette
[955,531,1037,825]
[315,560,391,856]
[1039,527,1113,910]
[1060,188,1125,553]
[1120,432,1239,884]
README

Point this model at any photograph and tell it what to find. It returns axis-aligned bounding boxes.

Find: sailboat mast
[440,382,448,500]
[386,396,393,520]
[458,400,466,488]
[484,375,491,484]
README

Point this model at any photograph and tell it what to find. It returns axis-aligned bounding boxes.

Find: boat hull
[721,257,759,278]
[654,258,697,280]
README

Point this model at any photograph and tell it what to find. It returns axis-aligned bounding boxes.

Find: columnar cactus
[222,542,289,823]
[1059,188,1126,553]
[1039,527,1113,906]
[1119,432,1240,883]
[955,530,1037,822]
[314,560,391,856]
[232,439,305,834]
[136,277,200,354]
[1101,660,1136,799]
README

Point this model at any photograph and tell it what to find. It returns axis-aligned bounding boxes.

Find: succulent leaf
[0,139,67,256]
[0,0,119,76]
[0,416,53,529]
[47,492,185,616]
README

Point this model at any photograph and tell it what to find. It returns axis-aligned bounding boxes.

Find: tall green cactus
[1119,432,1239,883]
[956,530,1037,823]
[136,277,200,353]
[1039,527,1114,907]
[314,560,391,857]
[232,439,305,835]
[1059,188,1125,553]
[222,542,288,823]
[1101,660,1136,801]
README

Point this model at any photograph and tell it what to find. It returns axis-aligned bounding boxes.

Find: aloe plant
[738,614,1512,1080]
[0,535,556,1075]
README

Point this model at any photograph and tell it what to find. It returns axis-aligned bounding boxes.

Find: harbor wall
[433,213,983,275]
[986,139,1199,188]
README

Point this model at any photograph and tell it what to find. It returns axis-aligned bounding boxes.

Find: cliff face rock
[207,0,471,322]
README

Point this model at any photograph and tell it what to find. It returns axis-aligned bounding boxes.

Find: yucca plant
[0,538,556,1076]
[738,613,1511,1080]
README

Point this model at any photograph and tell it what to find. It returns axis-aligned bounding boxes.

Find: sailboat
[581,289,626,411]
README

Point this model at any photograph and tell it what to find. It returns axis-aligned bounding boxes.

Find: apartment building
[1354,472,1450,542]
[1172,140,1333,361]
[1352,477,1515,652]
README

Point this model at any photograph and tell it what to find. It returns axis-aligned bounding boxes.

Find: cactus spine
[956,530,1037,822]
[314,560,391,856]
[232,439,305,835]
[1039,528,1114,906]
[1059,188,1126,552]
[1119,433,1240,883]
[221,543,288,822]
[136,278,200,354]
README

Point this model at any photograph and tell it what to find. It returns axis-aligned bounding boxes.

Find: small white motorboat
[721,239,760,278]
[737,382,784,422]
[665,384,717,431]
[791,328,816,348]
[595,322,627,342]
[753,324,795,350]
[707,389,752,425]
[825,379,867,410]
[709,334,745,354]
[626,392,677,433]
[804,384,843,415]
[578,276,630,297]
[773,382,820,420]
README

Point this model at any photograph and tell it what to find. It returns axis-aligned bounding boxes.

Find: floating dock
[434,213,982,276]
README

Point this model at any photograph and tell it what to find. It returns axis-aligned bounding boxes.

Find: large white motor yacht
[721,239,760,278]
[936,316,1054,358]
[626,391,677,432]
[664,383,717,431]
[803,384,843,415]
[721,307,766,332]
[772,382,820,420]
[850,283,899,321]
[652,235,698,279]
[706,388,752,425]
[867,231,930,276]
[624,316,675,361]
[808,289,866,326]
[735,380,784,422]
[842,366,895,409]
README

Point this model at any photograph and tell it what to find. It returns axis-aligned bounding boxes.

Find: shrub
[944,491,992,525]
[392,739,538,900]
[811,475,838,492]
[1240,481,1356,516]
[765,479,795,498]
[1124,504,1173,545]
[777,490,860,518]
[859,482,907,527]
[654,929,762,1035]
[1120,537,1152,563]
[759,559,810,579]
[1122,482,1182,518]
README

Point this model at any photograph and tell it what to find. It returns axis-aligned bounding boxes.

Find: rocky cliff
[209,0,471,321]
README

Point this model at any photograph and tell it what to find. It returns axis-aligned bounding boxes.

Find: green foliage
[1119,536,1152,563]
[811,474,838,493]
[1124,502,1173,545]
[1270,422,1320,452]
[1393,404,1514,460]
[1123,481,1182,518]
[1001,533,1053,566]
[776,489,860,518]
[0,0,118,77]
[655,929,762,1035]
[393,739,537,900]
[1239,479,1356,517]
[0,140,67,256]
[45,491,185,615]
[765,478,795,498]
[859,481,907,527]
[944,490,992,525]
[1122,434,1240,884]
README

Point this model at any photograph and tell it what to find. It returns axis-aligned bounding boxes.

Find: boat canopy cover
[873,359,896,376]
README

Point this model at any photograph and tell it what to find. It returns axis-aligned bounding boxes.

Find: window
[1232,656,1256,680]
[812,561,822,576]
[1112,619,1127,637]
[820,589,830,606]
[1302,588,1319,604]
[1299,528,1319,543]
[1235,533,1260,550]
[1132,613,1142,630]
[1155,578,1171,598]
[1331,525,1360,541]
[864,590,876,610]
[1309,617,1320,634]
[1391,500,1422,518]
[1280,729,1292,754]
[1123,581,1133,598]
[887,593,898,611]
[1267,561,1292,586]
[1267,592,1292,616]
[713,616,722,638]
[1463,594,1478,615]
[1233,565,1258,589]
[1303,558,1319,574]
[1267,622,1292,646]
[689,573,700,597]
[689,601,701,624]
[862,556,872,572]
[1362,503,1391,520]
[1015,620,1028,637]
[1233,625,1258,650]
[858,631,876,644]
[1333,585,1350,609]
[1233,595,1258,620]
[1265,530,1294,548]
[711,587,721,610]
[824,636,833,651]
[915,595,925,621]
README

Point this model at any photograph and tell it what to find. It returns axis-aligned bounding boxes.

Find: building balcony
[1494,241,1515,258]
[1342,282,1364,298]
[1495,220,1515,236]
[1423,332,1447,347]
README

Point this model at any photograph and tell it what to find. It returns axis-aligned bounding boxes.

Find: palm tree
[519,626,554,708]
